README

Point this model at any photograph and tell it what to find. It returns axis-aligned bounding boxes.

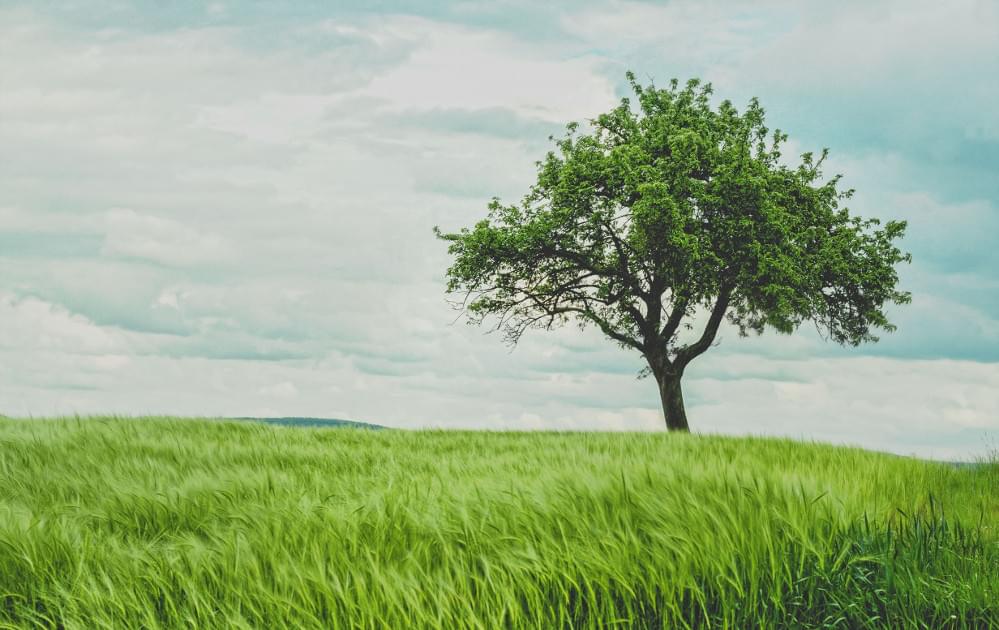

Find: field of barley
[0,417,996,629]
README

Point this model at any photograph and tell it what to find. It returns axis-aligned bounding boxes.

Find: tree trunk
[657,373,689,432]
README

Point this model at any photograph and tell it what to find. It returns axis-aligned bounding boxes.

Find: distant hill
[232,416,384,429]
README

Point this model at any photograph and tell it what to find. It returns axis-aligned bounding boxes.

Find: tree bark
[657,372,689,432]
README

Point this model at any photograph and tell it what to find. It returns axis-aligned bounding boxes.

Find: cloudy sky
[2,1,997,460]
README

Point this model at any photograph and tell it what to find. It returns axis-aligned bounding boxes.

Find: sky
[1,0,997,460]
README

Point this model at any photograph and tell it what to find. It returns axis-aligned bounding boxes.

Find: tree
[435,73,911,432]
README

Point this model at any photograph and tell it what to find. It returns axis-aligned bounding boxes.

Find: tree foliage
[436,73,911,429]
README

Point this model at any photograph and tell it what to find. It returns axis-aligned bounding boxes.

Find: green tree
[436,74,911,432]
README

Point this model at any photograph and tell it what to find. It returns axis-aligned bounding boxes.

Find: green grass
[0,417,995,629]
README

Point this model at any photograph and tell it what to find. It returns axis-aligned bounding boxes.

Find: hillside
[233,416,383,429]
[0,417,995,628]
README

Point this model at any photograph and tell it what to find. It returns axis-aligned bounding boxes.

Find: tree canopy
[436,73,911,431]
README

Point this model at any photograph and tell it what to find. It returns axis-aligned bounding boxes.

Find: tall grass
[0,417,995,629]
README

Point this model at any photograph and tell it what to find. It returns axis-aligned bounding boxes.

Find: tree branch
[553,306,644,351]
[658,293,690,345]
[674,285,732,369]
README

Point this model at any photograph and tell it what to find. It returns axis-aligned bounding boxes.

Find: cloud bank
[1,1,996,460]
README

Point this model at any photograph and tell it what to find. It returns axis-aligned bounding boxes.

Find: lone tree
[436,74,911,432]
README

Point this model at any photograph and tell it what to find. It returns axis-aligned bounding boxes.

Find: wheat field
[0,417,995,628]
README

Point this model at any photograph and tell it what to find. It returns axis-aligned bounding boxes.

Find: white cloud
[0,205,100,233]
[733,0,999,90]
[688,355,999,461]
[258,381,299,398]
[0,292,122,353]
[561,1,776,62]
[194,93,347,144]
[92,354,131,371]
[101,209,236,267]
[362,16,617,122]
[154,288,182,310]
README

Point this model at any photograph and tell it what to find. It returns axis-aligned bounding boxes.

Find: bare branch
[659,293,690,346]
[674,284,733,369]
[550,306,643,351]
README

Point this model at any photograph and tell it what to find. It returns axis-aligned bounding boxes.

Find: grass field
[0,417,995,629]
